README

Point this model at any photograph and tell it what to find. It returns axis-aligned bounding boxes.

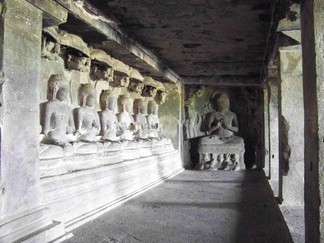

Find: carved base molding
[40,144,182,233]
[198,141,246,170]
[0,207,66,243]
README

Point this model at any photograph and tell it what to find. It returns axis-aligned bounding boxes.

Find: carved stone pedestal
[198,139,245,170]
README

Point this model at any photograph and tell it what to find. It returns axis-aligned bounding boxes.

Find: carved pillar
[301,1,324,242]
[268,68,280,198]
[263,86,270,177]
[278,45,304,206]
[0,0,65,241]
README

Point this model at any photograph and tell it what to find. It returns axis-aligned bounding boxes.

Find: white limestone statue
[40,74,75,158]
[99,89,119,141]
[133,98,149,139]
[75,84,101,142]
[147,100,162,138]
[116,94,135,140]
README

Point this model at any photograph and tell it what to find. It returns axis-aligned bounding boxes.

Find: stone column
[0,0,65,241]
[263,87,270,177]
[301,1,324,242]
[268,71,280,198]
[278,45,304,206]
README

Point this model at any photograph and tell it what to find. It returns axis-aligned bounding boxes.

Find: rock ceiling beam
[182,76,264,87]
[54,0,181,84]
[26,0,68,27]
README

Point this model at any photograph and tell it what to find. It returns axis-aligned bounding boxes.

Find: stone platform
[39,140,183,234]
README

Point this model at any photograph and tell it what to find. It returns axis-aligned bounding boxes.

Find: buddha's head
[155,90,167,104]
[217,93,230,112]
[118,94,133,113]
[48,74,68,101]
[79,83,96,107]
[100,89,116,111]
[148,100,158,115]
[133,98,144,114]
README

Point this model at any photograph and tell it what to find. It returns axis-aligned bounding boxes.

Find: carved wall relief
[142,76,157,97]
[154,82,167,105]
[110,59,130,88]
[128,68,144,93]
[60,33,90,72]
[90,49,114,82]
[42,27,61,61]
[38,28,176,161]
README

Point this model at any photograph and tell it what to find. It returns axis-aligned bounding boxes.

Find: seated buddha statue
[40,74,75,158]
[146,100,162,139]
[200,93,243,144]
[116,94,136,140]
[133,98,149,139]
[75,84,101,143]
[99,89,119,141]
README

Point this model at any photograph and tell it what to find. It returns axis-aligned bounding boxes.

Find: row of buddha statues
[40,74,167,159]
[41,27,167,103]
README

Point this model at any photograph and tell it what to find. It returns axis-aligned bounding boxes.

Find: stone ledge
[40,142,175,178]
[0,207,65,243]
[40,151,182,227]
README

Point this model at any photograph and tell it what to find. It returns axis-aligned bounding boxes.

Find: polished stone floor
[64,170,293,243]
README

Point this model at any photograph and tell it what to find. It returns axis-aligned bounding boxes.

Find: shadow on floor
[65,170,293,243]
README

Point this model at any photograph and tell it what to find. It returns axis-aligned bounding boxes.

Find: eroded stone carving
[128,68,144,93]
[60,32,91,72]
[154,82,167,105]
[198,93,245,170]
[42,27,61,60]
[116,94,135,140]
[110,59,130,87]
[142,77,157,97]
[41,74,75,158]
[133,98,149,139]
[90,49,114,82]
[147,100,162,138]
[66,54,90,72]
[75,84,101,143]
[99,89,119,141]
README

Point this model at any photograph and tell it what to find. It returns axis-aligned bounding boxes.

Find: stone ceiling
[85,0,273,82]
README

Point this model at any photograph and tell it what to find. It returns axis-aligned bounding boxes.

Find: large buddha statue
[75,84,101,142]
[116,94,135,140]
[40,74,75,158]
[147,100,162,138]
[198,93,245,170]
[133,98,149,139]
[201,93,242,144]
[99,89,119,141]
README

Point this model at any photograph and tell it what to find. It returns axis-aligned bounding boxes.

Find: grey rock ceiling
[85,0,273,79]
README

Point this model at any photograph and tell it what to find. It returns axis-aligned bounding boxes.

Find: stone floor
[64,170,293,243]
